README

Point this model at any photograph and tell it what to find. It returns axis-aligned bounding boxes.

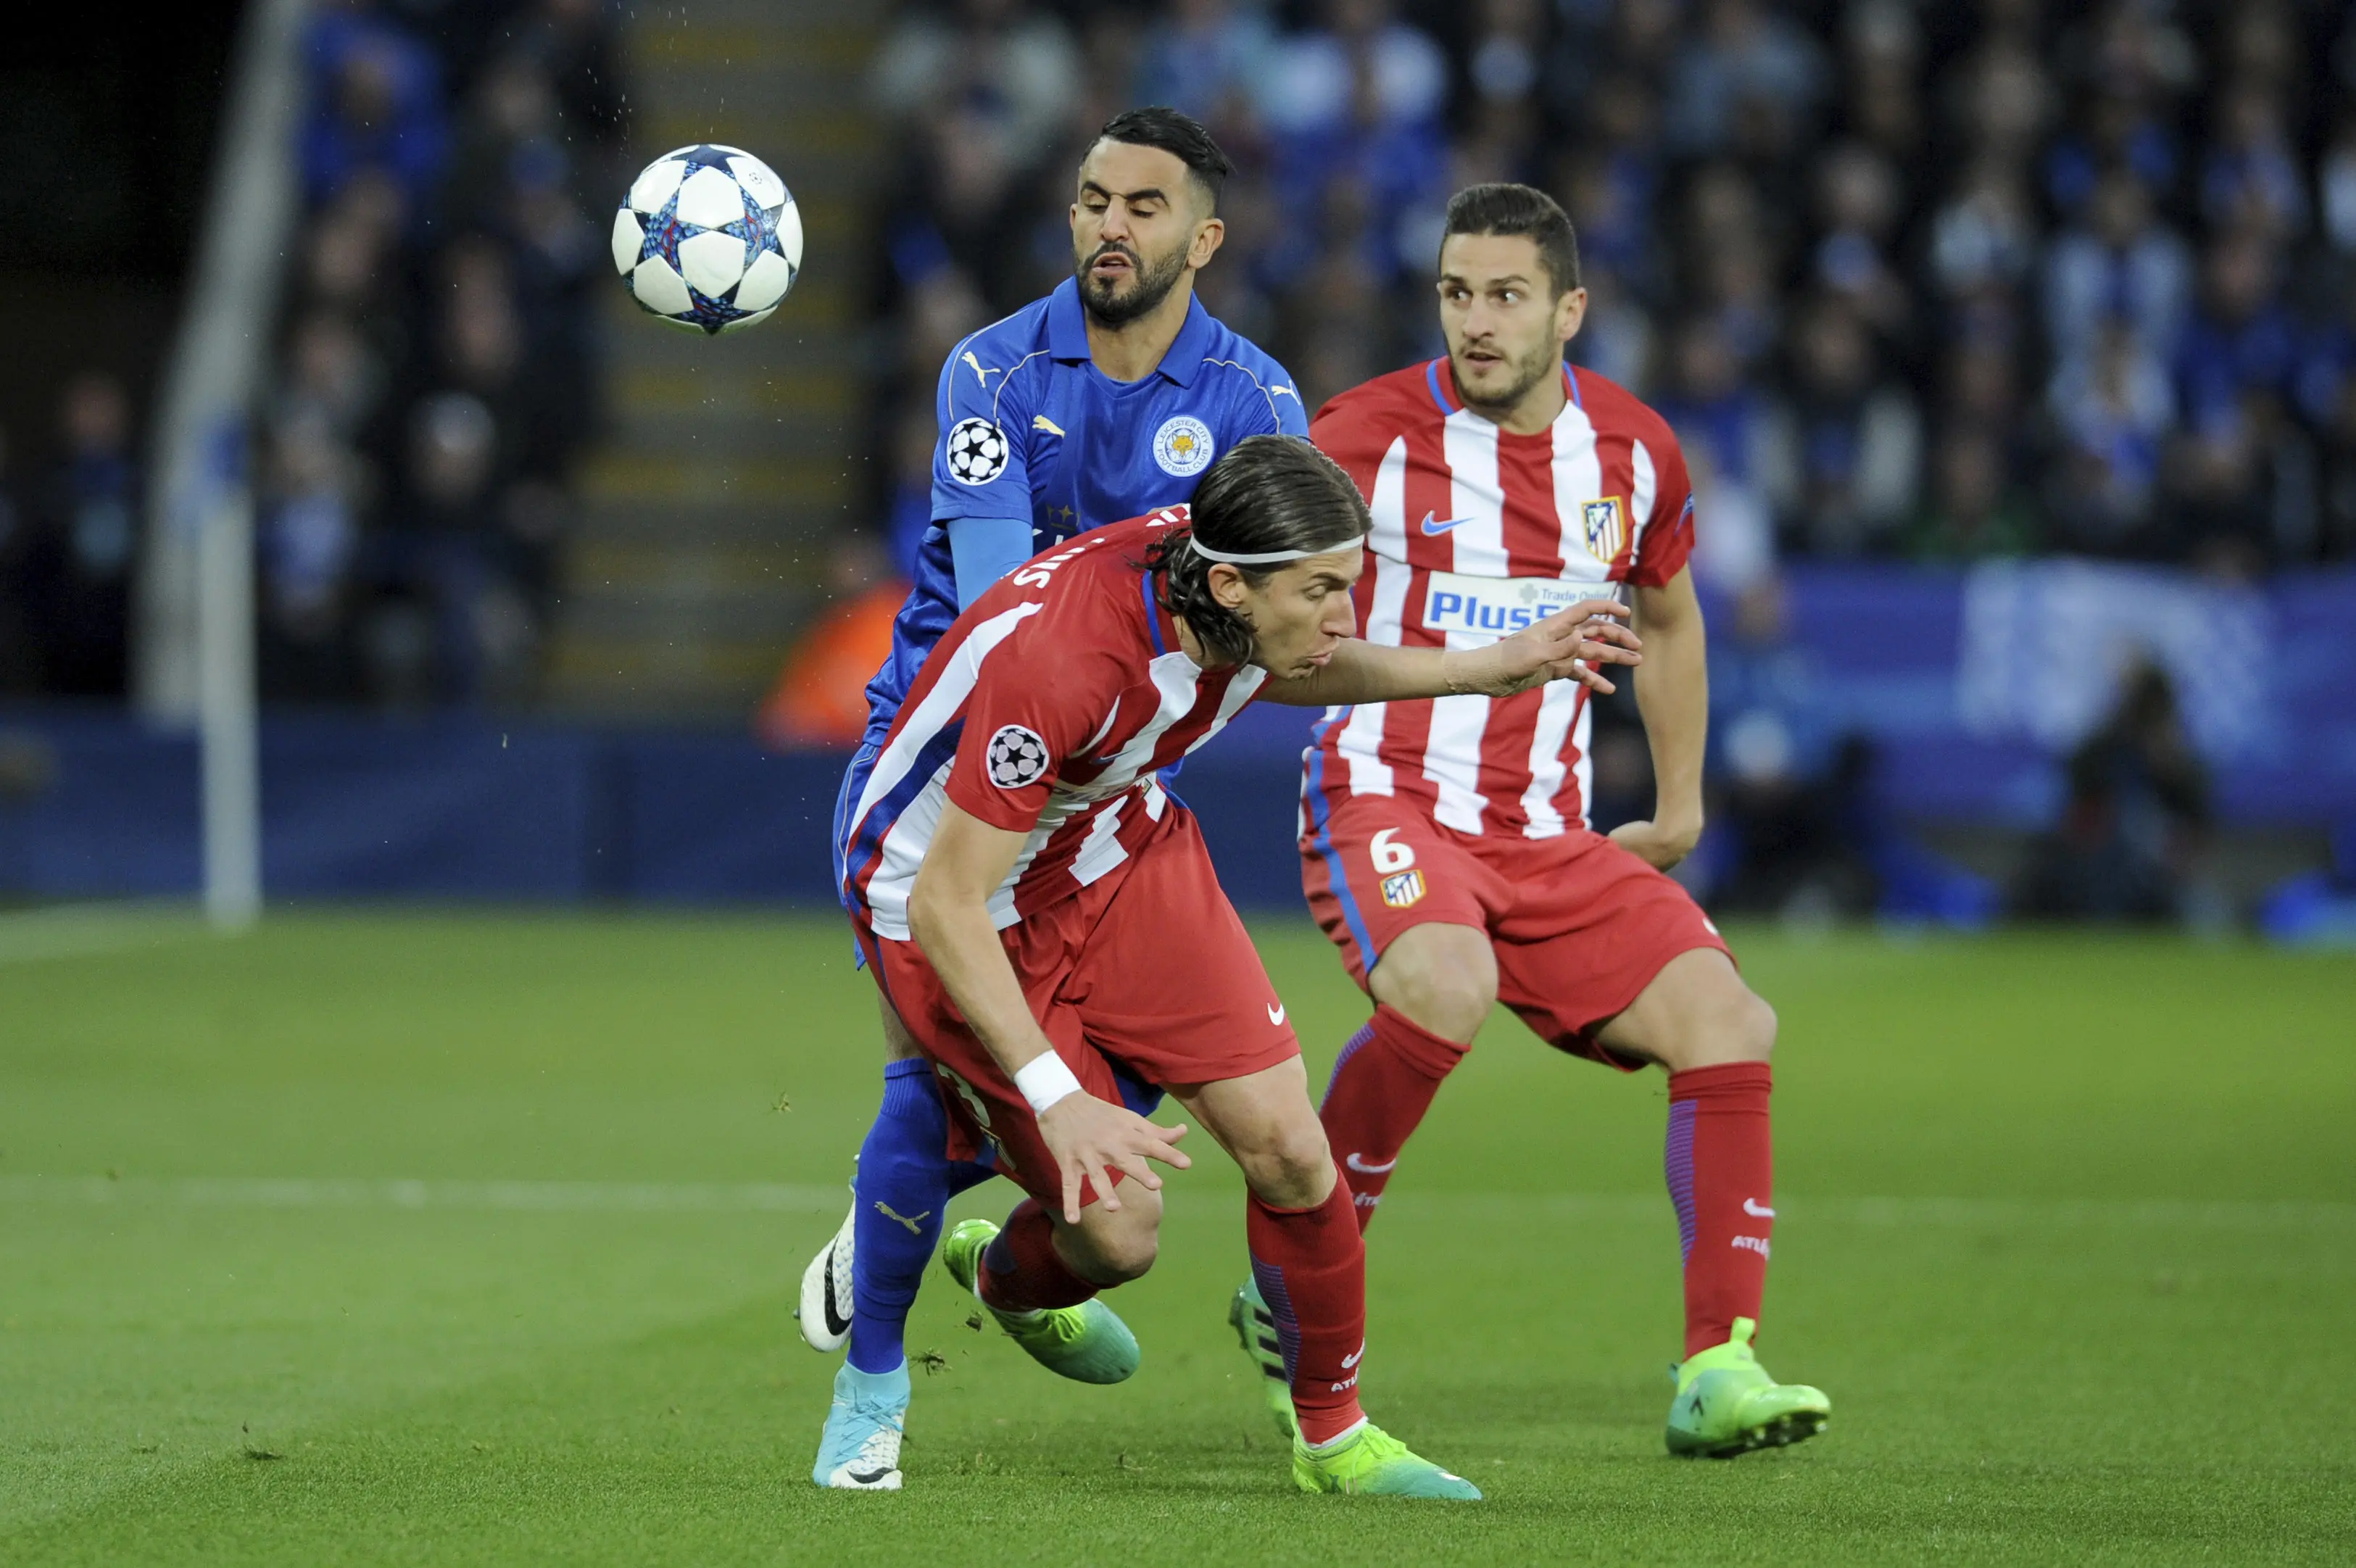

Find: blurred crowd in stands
[0,0,2343,929]
[860,0,2356,589]
[0,0,624,708]
[256,0,623,705]
[842,0,2356,924]
[0,374,141,701]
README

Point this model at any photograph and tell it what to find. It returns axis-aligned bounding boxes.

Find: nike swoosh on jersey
[1266,1002,1287,1026]
[1344,1152,1398,1174]
[1419,512,1476,535]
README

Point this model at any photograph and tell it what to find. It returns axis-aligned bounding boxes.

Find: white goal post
[135,0,310,929]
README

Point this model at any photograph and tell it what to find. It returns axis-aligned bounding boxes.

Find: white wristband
[1013,1050,1084,1115]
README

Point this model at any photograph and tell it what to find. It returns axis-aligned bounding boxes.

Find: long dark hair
[1143,435,1370,665]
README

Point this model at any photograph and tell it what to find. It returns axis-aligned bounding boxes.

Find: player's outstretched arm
[908,802,1191,1223]
[1260,599,1641,707]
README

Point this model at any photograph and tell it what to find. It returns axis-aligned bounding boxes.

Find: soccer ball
[611,144,802,334]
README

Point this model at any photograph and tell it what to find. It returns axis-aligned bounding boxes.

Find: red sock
[1666,1061,1774,1358]
[976,1199,1098,1313]
[1247,1166,1367,1445]
[1316,1004,1468,1232]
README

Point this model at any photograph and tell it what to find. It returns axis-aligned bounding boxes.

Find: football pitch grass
[2,910,2350,1565]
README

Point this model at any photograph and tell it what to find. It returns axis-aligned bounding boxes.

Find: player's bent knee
[1399,974,1493,1043]
[1236,1124,1337,1209]
[1373,926,1497,1044]
[1078,1228,1158,1284]
[1680,984,1775,1069]
[1066,1190,1161,1283]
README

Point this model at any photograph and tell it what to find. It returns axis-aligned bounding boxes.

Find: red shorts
[857,809,1298,1211]
[1301,792,1730,1069]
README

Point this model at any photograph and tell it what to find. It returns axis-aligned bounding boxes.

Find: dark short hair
[1441,182,1582,296]
[1144,436,1369,666]
[1091,107,1236,214]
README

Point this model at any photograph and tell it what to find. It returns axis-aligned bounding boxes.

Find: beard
[1451,337,1559,415]
[1074,239,1190,326]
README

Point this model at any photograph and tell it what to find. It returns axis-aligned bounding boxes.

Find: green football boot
[1227,1277,1298,1439]
[1664,1318,1830,1457]
[1293,1422,1482,1499]
[939,1217,1139,1385]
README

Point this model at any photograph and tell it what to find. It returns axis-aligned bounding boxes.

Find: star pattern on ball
[613,144,802,335]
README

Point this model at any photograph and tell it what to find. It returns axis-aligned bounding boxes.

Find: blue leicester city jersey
[862,278,1307,731]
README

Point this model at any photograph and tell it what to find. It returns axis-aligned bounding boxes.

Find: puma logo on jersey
[1032,414,1066,436]
[961,350,999,388]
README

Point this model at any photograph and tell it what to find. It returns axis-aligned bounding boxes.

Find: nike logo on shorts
[1345,1152,1398,1174]
[1341,1343,1366,1369]
[1743,1198,1775,1218]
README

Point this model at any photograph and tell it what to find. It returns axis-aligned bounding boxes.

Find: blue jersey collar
[1047,277,1213,387]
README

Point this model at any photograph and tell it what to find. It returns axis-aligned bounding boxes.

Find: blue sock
[846,1059,992,1373]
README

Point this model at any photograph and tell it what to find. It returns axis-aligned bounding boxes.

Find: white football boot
[797,1180,857,1353]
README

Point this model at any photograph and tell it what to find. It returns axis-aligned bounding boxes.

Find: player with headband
[802,107,1308,1490]
[835,435,1641,1496]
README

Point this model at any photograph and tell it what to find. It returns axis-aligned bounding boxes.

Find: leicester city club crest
[1152,415,1214,477]
[1581,496,1627,564]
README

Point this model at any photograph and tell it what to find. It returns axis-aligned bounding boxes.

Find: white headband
[1189,533,1368,566]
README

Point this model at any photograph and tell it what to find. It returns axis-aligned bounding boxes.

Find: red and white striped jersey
[1305,358,1696,839]
[840,509,1266,940]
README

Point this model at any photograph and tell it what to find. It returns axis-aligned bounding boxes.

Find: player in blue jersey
[804,107,1308,1490]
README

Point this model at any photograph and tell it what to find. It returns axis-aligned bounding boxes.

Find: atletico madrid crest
[1380,869,1427,909]
[1581,496,1626,564]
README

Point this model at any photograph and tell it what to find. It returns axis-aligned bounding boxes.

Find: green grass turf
[1,910,2351,1564]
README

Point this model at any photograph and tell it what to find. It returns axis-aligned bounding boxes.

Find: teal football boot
[1293,1422,1481,1499]
[812,1360,907,1490]
[940,1217,1139,1384]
